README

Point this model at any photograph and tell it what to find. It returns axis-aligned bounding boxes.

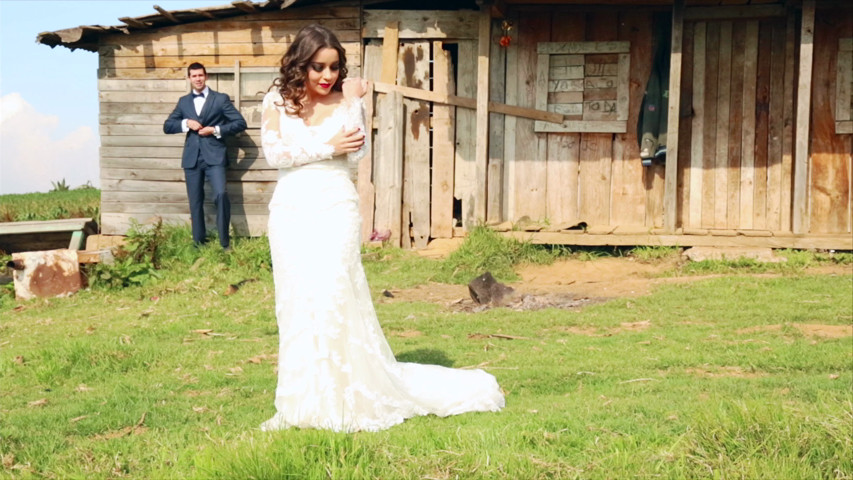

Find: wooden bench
[0,218,98,254]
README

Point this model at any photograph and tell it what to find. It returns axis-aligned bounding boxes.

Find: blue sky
[0,0,211,194]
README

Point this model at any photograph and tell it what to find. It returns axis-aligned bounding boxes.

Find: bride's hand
[342,77,369,99]
[328,126,365,155]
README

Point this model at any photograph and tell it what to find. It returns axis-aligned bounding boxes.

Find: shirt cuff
[181,119,189,133]
[214,125,221,139]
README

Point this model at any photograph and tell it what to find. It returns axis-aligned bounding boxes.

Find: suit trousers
[184,159,230,248]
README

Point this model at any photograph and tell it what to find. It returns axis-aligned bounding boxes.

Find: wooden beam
[118,17,150,29]
[380,22,399,84]
[191,9,216,19]
[372,81,564,124]
[664,0,684,232]
[501,231,853,250]
[153,5,180,23]
[793,0,814,234]
[475,10,491,224]
[231,1,257,13]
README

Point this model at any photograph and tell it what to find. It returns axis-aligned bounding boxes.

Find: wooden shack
[37,0,852,250]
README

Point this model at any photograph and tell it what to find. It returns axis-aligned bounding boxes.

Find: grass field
[1,222,850,479]
[0,189,100,223]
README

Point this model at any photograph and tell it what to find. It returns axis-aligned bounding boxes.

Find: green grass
[1,223,851,479]
[0,189,100,223]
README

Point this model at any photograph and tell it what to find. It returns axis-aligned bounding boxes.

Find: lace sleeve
[344,98,369,165]
[261,91,335,168]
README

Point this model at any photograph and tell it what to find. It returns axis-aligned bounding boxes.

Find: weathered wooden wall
[678,15,796,232]
[97,6,361,235]
[360,10,481,247]
[501,8,656,231]
[93,1,851,245]
[809,5,852,234]
[499,4,851,238]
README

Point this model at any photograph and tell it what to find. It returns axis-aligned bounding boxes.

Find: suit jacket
[163,89,247,169]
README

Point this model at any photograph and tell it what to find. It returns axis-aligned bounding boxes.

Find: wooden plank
[616,53,630,121]
[579,134,612,226]
[503,15,520,221]
[765,20,787,231]
[362,10,479,39]
[780,13,796,231]
[792,0,815,234]
[739,21,759,229]
[537,41,630,55]
[502,230,852,250]
[97,79,187,91]
[837,39,853,123]
[677,21,696,228]
[99,178,274,194]
[101,52,360,70]
[102,190,272,205]
[546,11,585,226]
[684,5,785,21]
[475,11,491,226]
[372,82,563,123]
[546,134,581,225]
[100,212,270,237]
[101,201,270,215]
[399,41,431,248]
[753,20,773,231]
[689,22,706,228]
[380,22,399,84]
[100,167,276,183]
[431,42,455,238]
[714,21,733,229]
[664,1,685,231]
[701,22,719,229]
[487,18,507,224]
[373,91,405,246]
[0,218,96,235]
[511,14,551,223]
[455,40,478,230]
[726,22,746,229]
[534,120,626,133]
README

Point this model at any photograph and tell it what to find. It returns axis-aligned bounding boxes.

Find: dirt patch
[737,324,853,339]
[383,256,851,311]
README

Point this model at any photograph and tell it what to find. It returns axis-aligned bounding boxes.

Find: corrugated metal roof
[36,0,297,52]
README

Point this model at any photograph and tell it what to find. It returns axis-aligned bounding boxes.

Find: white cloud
[0,92,99,195]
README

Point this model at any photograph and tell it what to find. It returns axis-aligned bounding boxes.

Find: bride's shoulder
[263,90,285,107]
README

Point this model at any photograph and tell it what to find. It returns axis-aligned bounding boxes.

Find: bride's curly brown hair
[273,24,348,116]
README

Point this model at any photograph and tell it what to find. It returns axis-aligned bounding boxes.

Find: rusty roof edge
[34,0,291,52]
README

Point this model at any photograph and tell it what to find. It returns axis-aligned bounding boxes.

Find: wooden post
[664,0,684,232]
[793,0,815,234]
[475,10,491,224]
[380,22,399,85]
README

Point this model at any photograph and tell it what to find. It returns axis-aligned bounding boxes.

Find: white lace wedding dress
[258,91,505,433]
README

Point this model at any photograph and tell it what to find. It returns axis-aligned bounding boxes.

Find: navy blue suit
[164,89,246,247]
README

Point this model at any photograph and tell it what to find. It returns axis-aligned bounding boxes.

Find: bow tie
[192,92,205,98]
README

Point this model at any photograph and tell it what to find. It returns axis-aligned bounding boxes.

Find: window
[534,41,631,133]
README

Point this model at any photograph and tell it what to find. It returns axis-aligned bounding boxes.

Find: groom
[164,62,247,250]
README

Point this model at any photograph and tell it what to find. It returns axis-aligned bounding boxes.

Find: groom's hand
[198,126,216,137]
[187,119,203,131]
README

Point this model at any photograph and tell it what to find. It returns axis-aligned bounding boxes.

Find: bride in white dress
[259,24,505,433]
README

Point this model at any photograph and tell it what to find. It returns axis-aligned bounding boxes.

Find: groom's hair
[187,62,207,76]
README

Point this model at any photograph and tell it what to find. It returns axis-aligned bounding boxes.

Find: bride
[259,24,505,433]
